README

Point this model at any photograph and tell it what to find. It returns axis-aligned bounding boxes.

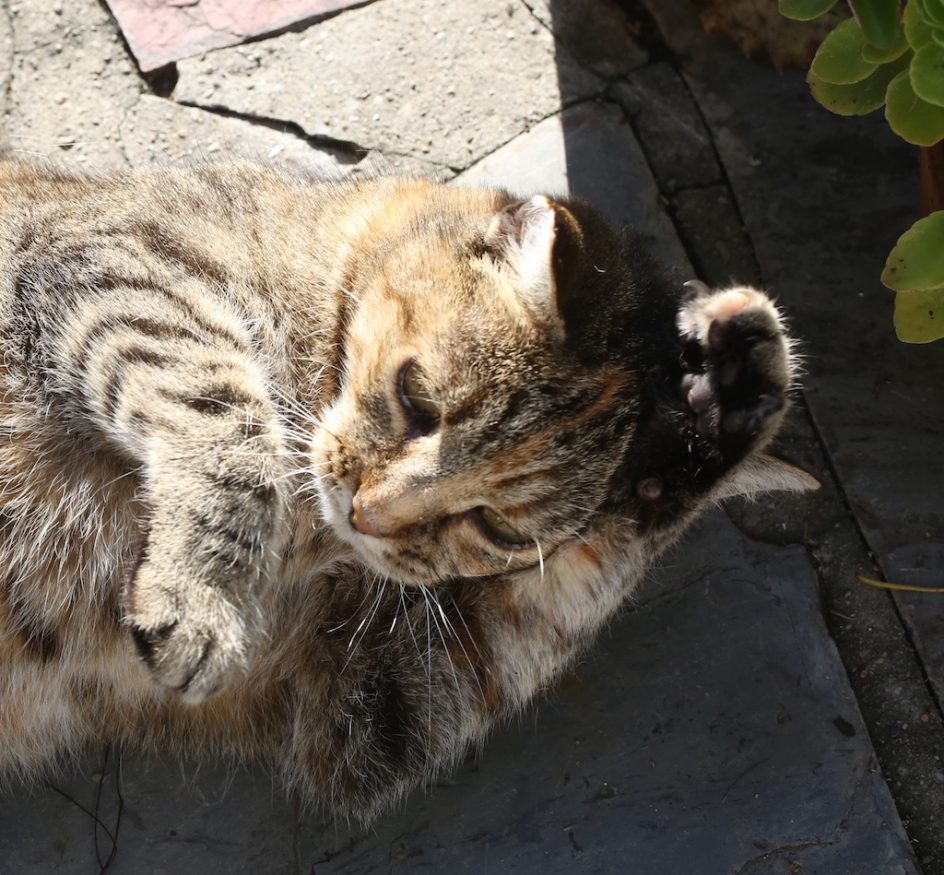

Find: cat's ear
[715,453,821,499]
[485,195,583,329]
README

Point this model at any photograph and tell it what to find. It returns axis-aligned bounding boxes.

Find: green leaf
[917,0,944,26]
[882,211,944,291]
[894,288,944,342]
[862,24,909,61]
[933,24,944,46]
[905,0,935,48]
[911,43,944,105]
[810,19,877,83]
[849,0,904,49]
[808,53,910,115]
[885,67,944,142]
[778,0,839,19]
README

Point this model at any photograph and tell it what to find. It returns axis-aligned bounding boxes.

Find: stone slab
[121,93,353,173]
[105,0,372,73]
[174,0,604,169]
[2,516,914,873]
[297,520,916,874]
[456,101,690,273]
[649,2,944,726]
[523,0,648,80]
[672,183,759,287]
[611,62,720,193]
[3,0,142,167]
[637,1,944,865]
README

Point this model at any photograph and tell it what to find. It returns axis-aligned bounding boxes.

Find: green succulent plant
[780,0,944,343]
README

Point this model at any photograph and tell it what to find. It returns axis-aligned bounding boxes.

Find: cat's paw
[677,284,793,461]
[125,554,258,705]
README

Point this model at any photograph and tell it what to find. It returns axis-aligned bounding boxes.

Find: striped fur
[0,161,809,820]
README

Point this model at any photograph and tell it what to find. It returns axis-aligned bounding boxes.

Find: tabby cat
[0,161,814,820]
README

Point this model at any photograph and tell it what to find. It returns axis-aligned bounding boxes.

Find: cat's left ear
[485,195,583,330]
[714,453,821,500]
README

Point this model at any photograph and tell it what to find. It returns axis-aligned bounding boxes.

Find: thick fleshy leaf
[905,0,935,48]
[810,19,877,83]
[911,43,944,105]
[894,288,944,342]
[863,23,909,61]
[915,0,944,27]
[778,0,839,19]
[935,25,944,47]
[882,211,944,291]
[885,68,944,143]
[808,53,910,114]
[849,0,904,49]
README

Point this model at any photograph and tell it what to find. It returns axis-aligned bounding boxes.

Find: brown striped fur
[0,160,813,820]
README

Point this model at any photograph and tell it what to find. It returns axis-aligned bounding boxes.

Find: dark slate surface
[0,514,915,874]
[644,0,944,722]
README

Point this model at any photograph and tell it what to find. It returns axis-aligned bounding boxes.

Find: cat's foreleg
[67,311,289,703]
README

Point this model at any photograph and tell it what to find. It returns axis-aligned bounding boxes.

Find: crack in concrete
[174,97,460,176]
[733,836,839,875]
[175,98,370,166]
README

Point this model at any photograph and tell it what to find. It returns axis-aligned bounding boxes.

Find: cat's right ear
[484,195,584,332]
[715,453,821,499]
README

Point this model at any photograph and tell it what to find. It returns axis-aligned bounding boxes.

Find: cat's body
[0,161,811,820]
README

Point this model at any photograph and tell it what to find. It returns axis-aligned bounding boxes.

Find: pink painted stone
[106,0,371,72]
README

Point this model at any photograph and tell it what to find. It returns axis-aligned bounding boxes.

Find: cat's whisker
[533,537,545,582]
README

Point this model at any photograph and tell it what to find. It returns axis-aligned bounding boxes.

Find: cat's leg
[676,284,795,465]
[56,298,289,704]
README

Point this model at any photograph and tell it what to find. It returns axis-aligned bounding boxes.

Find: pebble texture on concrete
[174,0,604,169]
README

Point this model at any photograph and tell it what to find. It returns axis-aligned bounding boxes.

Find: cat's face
[311,189,806,585]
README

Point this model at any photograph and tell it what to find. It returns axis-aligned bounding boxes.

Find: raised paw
[677,284,794,462]
[125,554,260,705]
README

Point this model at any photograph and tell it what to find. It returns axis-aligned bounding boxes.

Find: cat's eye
[398,360,441,435]
[476,506,532,549]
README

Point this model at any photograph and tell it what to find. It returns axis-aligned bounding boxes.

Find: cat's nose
[349,492,389,538]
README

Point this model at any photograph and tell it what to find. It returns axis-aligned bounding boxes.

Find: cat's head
[311,184,813,585]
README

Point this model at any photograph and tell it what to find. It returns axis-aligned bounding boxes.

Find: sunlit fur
[0,161,811,821]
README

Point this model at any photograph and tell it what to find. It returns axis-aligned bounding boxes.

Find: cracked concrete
[3,0,142,166]
[174,0,604,169]
[104,0,374,72]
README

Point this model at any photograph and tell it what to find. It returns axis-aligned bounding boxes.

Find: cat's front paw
[677,284,793,462]
[125,553,259,705]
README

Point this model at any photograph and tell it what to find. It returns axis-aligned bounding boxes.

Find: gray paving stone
[654,7,944,714]
[611,62,720,193]
[119,94,451,180]
[174,0,603,170]
[0,756,298,873]
[636,0,944,865]
[3,516,913,873]
[672,184,760,287]
[291,514,914,874]
[121,94,352,175]
[3,0,141,167]
[456,101,690,272]
[523,0,648,79]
